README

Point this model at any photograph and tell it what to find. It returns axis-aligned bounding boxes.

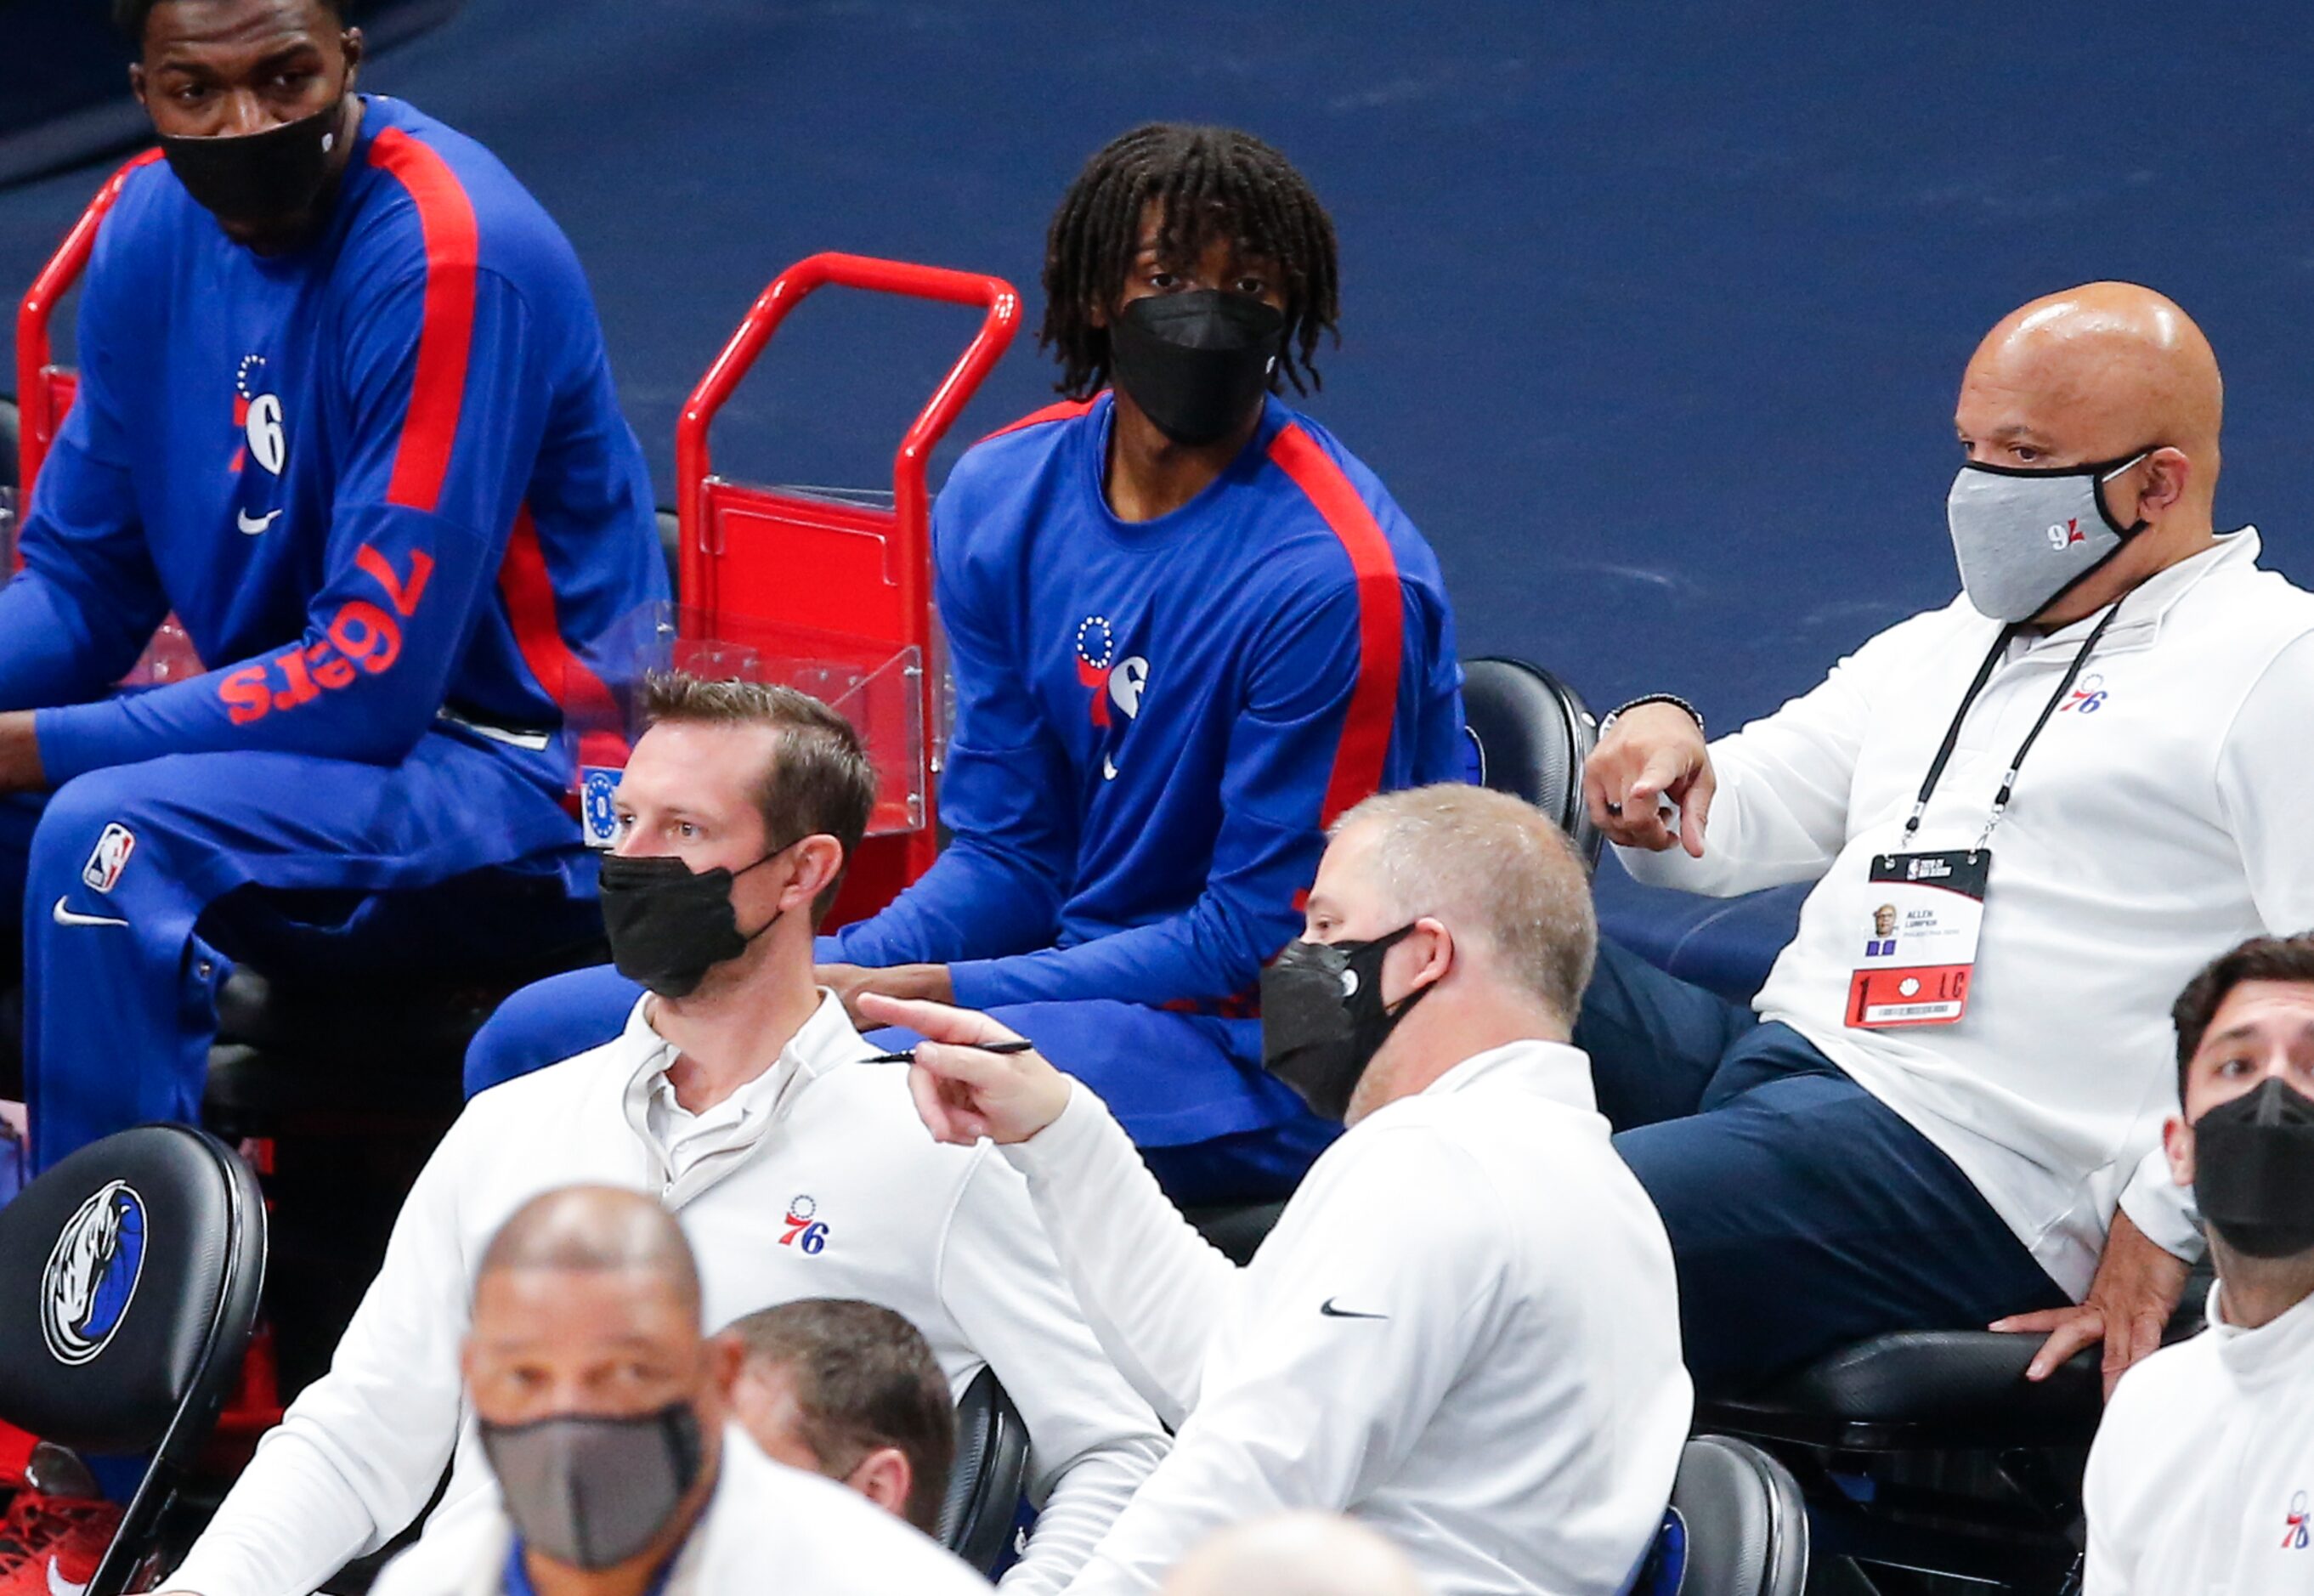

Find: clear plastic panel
[567,601,926,849]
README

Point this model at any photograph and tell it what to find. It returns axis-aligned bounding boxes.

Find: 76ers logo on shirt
[82,825,135,894]
[1073,615,1151,730]
[779,1195,829,1255]
[234,354,286,478]
[2284,1491,2310,1550]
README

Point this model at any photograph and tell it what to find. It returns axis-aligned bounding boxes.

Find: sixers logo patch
[779,1195,829,1255]
[82,825,135,894]
[42,1180,147,1366]
[580,767,623,849]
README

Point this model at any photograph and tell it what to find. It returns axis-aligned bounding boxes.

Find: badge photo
[1846,851,1990,1029]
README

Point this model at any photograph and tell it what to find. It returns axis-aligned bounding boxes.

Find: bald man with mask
[1581,283,2314,1395]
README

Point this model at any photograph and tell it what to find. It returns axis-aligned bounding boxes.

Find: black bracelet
[1599,693,1705,739]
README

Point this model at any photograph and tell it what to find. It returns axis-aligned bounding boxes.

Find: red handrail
[673,252,1021,625]
[15,151,160,494]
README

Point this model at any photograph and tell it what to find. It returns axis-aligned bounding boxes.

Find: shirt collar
[2203,1271,2314,1388]
[617,990,867,1172]
[2024,526,2258,655]
[1423,1038,1598,1115]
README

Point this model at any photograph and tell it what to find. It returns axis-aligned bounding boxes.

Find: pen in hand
[858,1039,1038,1066]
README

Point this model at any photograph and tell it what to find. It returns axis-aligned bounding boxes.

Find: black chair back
[1461,656,1603,867]
[936,1366,1029,1576]
[0,1125,266,1596]
[1646,1434,1808,1596]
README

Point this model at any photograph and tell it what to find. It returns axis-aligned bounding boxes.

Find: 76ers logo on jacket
[41,1180,147,1366]
[1074,616,1150,730]
[234,354,286,477]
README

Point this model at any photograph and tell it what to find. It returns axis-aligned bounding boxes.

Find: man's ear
[704,1328,747,1399]
[2138,447,2192,519]
[844,1446,914,1523]
[1412,915,1455,987]
[785,835,844,914]
[340,26,365,88]
[2163,1111,2195,1190]
[128,62,149,111]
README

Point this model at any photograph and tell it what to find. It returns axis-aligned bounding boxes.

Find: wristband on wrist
[1598,693,1706,739]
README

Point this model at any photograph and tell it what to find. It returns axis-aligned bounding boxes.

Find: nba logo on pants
[82,825,136,894]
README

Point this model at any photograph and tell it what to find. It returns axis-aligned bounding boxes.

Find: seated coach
[466,122,1466,1206]
[886,785,1689,1595]
[1581,283,2314,1393]
[0,0,665,1170]
[159,676,1167,1596]
[366,1187,990,1596]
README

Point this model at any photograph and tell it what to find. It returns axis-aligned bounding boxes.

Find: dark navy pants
[1579,937,2070,1395]
[462,961,1338,1208]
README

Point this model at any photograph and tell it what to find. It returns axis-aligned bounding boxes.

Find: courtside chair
[0,1124,266,1596]
[1656,1435,1810,1596]
[937,1367,1031,1576]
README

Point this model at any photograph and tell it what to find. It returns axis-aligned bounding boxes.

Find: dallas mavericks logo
[40,1181,147,1366]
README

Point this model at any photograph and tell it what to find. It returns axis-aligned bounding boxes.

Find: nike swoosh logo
[236,508,281,535]
[48,1557,88,1596]
[52,897,128,929]
[1319,1298,1388,1321]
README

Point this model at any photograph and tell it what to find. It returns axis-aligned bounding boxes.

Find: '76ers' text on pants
[0,731,587,1171]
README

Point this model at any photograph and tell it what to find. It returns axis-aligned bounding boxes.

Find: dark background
[5,0,2311,936]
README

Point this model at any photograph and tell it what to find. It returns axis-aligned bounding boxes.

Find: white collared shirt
[1618,532,2314,1292]
[170,993,1168,1596]
[2085,1279,2314,1593]
[1008,1039,1692,1596]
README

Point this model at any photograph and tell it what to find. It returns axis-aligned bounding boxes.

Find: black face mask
[2193,1078,2314,1259]
[480,1402,705,1571]
[160,99,347,233]
[1108,290,1285,448]
[598,843,791,999]
[1259,924,1434,1122]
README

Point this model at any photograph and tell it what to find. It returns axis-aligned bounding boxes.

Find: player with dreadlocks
[467,123,1464,1206]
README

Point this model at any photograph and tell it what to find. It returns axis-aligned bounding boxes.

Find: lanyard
[1901,601,2125,851]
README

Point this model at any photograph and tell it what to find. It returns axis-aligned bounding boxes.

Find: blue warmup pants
[464,962,1337,1207]
[1577,937,2071,1395]
[3,733,588,1171]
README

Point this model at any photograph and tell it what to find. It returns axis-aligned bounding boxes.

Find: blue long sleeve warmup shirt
[829,391,1466,1012]
[2,96,667,789]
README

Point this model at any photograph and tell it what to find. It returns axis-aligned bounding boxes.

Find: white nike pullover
[1618,532,2314,1293]
[167,993,1168,1596]
[1010,1040,1691,1596]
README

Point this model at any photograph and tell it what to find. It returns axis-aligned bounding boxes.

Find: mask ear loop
[730,835,806,943]
[2091,448,2158,538]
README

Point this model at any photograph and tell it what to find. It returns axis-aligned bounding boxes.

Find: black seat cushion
[1702,1330,2102,1451]
[1460,657,1601,865]
[0,1125,259,1454]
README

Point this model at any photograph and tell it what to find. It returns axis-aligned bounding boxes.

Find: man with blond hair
[877,784,1689,1596]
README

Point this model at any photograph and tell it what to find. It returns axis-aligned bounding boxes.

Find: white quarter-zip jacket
[1008,1041,1691,1596]
[2084,1280,2314,1594]
[168,993,1168,1596]
[1617,532,2314,1293]
[370,1426,992,1596]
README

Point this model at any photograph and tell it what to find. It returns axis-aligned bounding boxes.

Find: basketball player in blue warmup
[0,0,666,1170]
[468,125,1463,1203]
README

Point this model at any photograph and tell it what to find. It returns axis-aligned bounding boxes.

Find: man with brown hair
[722,1298,957,1535]
[2083,933,2314,1594]
[158,673,1168,1596]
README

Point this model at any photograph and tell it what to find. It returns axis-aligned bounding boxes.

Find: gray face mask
[479,1402,705,1571]
[1944,450,2153,622]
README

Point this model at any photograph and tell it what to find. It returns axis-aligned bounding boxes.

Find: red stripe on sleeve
[1265,423,1406,826]
[977,394,1100,443]
[499,507,625,763]
[365,127,478,513]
